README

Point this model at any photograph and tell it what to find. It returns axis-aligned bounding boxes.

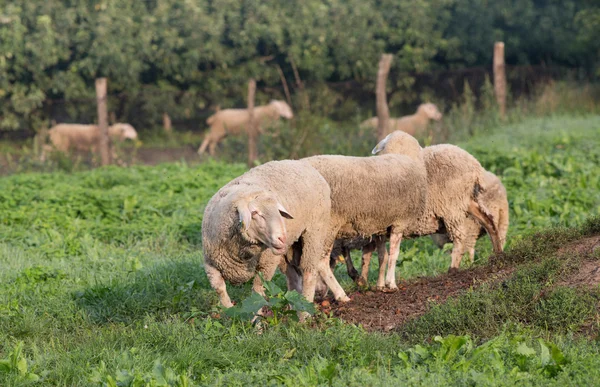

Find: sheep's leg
[197,136,210,155]
[359,240,376,287]
[450,239,465,270]
[343,247,360,282]
[468,247,475,263]
[376,237,389,290]
[279,256,303,293]
[317,261,350,303]
[252,254,280,296]
[384,232,403,291]
[204,261,233,308]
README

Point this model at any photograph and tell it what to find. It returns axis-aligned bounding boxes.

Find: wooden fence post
[376,54,393,142]
[247,79,258,167]
[163,112,172,133]
[95,77,111,165]
[493,42,507,120]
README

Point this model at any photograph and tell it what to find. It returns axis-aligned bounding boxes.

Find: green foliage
[89,356,194,387]
[0,116,600,384]
[225,273,315,325]
[398,334,569,380]
[0,341,40,384]
[1,1,599,131]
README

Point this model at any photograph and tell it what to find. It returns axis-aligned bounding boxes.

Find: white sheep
[197,100,293,156]
[288,132,429,292]
[202,159,349,310]
[357,132,503,283]
[430,170,509,267]
[41,123,138,160]
[320,132,504,292]
[360,102,442,138]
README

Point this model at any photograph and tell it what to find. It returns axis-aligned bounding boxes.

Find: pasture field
[1,115,600,385]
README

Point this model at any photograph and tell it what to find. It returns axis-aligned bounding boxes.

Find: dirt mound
[557,235,600,288]
[329,265,515,332]
[328,234,600,332]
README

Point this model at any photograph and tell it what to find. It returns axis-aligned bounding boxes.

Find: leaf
[516,342,536,357]
[538,339,551,367]
[224,291,268,320]
[258,272,283,296]
[282,347,297,360]
[152,359,168,385]
[16,357,27,375]
[284,291,316,314]
[0,359,12,373]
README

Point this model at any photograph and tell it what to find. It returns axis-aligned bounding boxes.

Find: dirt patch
[328,234,600,332]
[557,235,600,258]
[328,265,515,332]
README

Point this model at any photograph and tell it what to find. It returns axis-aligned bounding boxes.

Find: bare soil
[327,234,600,332]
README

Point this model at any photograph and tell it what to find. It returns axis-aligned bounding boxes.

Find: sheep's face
[270,100,294,119]
[419,103,443,121]
[237,194,294,255]
[111,123,139,141]
[372,130,422,160]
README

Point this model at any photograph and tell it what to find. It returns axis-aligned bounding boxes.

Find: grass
[0,114,599,385]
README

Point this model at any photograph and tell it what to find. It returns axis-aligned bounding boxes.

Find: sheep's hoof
[337,295,351,303]
[382,285,399,293]
[356,277,368,287]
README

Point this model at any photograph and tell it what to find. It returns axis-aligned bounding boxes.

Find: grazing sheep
[202,159,349,309]
[319,132,505,293]
[41,123,138,162]
[430,170,509,267]
[360,103,442,138]
[47,123,138,153]
[293,132,428,292]
[197,100,294,156]
[363,132,503,279]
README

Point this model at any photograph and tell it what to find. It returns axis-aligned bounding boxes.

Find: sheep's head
[110,123,138,141]
[418,103,443,121]
[270,100,294,119]
[237,193,294,255]
[371,130,422,160]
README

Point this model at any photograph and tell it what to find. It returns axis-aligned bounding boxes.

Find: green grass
[0,115,599,385]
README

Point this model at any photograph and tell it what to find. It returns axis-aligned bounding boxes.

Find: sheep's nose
[277,235,286,245]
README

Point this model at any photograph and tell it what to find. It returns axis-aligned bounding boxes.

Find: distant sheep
[360,103,442,138]
[42,123,138,160]
[430,170,509,267]
[197,100,293,156]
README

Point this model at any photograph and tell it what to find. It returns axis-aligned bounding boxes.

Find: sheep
[197,100,293,156]
[356,132,504,281]
[41,123,138,161]
[360,102,442,138]
[430,170,509,267]
[317,132,505,293]
[47,123,138,153]
[202,159,350,310]
[287,132,429,292]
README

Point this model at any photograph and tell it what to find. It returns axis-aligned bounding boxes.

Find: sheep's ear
[372,134,391,154]
[277,202,294,219]
[238,201,259,231]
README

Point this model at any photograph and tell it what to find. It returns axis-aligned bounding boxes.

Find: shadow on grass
[73,259,257,324]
